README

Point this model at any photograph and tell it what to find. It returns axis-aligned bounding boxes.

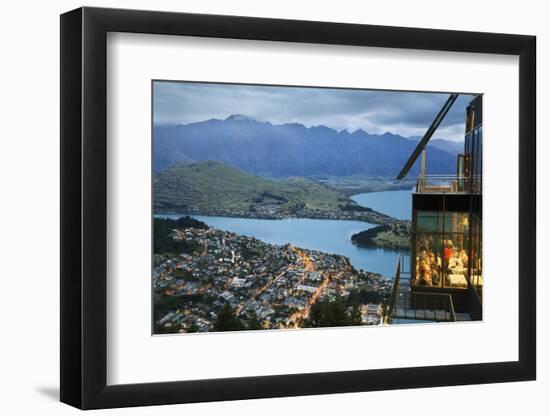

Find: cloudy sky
[153,81,477,142]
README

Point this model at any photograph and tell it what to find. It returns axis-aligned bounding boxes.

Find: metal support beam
[396,93,459,180]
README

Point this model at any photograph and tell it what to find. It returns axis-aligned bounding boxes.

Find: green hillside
[153,161,351,213]
[351,223,411,250]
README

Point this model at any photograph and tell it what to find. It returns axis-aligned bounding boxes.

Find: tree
[307,301,323,328]
[153,217,206,255]
[245,313,263,330]
[347,287,382,305]
[350,298,362,325]
[213,303,244,332]
[306,296,353,328]
[186,323,199,333]
[330,296,350,327]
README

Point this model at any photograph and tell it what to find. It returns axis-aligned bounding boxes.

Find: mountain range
[153,115,463,178]
[408,135,464,154]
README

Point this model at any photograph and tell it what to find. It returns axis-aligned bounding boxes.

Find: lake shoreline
[351,223,412,250]
[350,190,412,221]
[154,190,412,277]
[155,217,405,278]
[154,206,398,225]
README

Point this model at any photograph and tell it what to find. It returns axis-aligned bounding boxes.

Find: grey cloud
[153,81,476,142]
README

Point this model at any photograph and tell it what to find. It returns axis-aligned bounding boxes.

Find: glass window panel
[442,233,469,289]
[416,211,441,232]
[415,232,443,288]
[477,126,483,177]
[443,212,469,234]
[470,215,482,299]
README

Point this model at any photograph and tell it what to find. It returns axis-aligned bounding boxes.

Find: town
[154,219,393,334]
[165,202,399,226]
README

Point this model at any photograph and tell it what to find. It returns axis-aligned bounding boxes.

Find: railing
[391,291,456,322]
[400,253,411,275]
[386,254,411,324]
[388,253,456,323]
[386,257,402,324]
[409,292,456,322]
[416,175,481,194]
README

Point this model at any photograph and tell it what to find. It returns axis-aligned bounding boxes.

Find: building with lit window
[388,95,483,323]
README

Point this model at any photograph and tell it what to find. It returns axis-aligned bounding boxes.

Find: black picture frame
[60,6,536,410]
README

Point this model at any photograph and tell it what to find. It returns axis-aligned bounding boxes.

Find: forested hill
[153,160,353,213]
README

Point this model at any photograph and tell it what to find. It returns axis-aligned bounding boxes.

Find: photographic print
[60,9,536,407]
[152,81,483,334]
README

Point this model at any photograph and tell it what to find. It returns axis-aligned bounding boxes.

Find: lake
[156,189,412,278]
[351,189,413,221]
